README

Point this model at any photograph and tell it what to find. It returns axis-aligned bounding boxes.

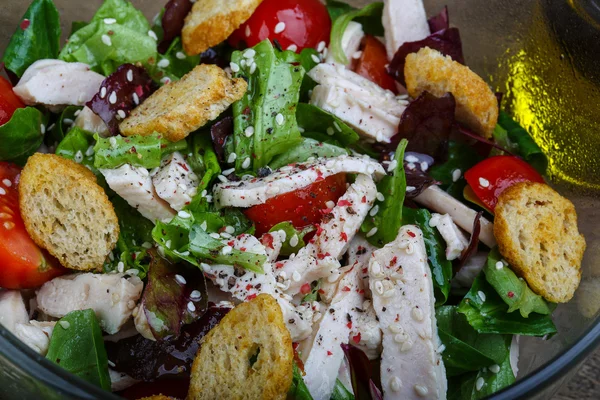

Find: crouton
[120,64,247,142]
[19,154,119,271]
[182,0,265,56]
[494,182,586,303]
[188,294,293,400]
[404,47,498,138]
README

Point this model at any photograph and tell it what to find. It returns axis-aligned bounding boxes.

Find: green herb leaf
[329,2,384,64]
[448,351,515,400]
[269,138,349,170]
[46,309,111,390]
[288,362,314,400]
[402,207,453,305]
[231,40,304,171]
[296,103,360,147]
[331,378,355,400]
[149,37,200,83]
[458,274,557,336]
[268,222,315,256]
[46,106,82,146]
[429,140,483,199]
[0,107,45,165]
[483,248,554,317]
[55,126,98,170]
[360,139,408,247]
[497,111,548,174]
[2,0,61,77]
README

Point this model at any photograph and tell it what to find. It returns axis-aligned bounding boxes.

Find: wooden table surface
[554,348,600,399]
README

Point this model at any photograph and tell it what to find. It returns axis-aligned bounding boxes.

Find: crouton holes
[248,345,261,370]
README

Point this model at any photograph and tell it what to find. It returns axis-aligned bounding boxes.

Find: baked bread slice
[120,64,247,142]
[182,0,265,56]
[494,182,586,303]
[19,153,119,271]
[404,47,498,138]
[188,294,293,400]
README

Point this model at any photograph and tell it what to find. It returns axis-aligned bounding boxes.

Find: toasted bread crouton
[494,182,586,303]
[404,47,498,138]
[182,0,265,56]
[120,64,247,142]
[19,154,119,271]
[188,294,293,400]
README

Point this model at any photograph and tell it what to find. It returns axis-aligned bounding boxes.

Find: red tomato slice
[354,35,398,93]
[464,156,545,211]
[229,0,331,52]
[244,173,347,236]
[0,76,25,126]
[0,162,65,289]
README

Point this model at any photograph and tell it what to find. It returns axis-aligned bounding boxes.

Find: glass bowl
[1,0,599,399]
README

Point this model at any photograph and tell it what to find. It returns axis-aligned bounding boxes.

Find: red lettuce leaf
[86,64,156,136]
[456,211,483,273]
[210,116,233,163]
[387,28,464,87]
[342,343,382,400]
[454,124,517,157]
[405,166,440,199]
[158,0,193,54]
[428,6,449,33]
[105,305,229,381]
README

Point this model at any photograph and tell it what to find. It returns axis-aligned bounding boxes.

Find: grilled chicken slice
[382,0,431,60]
[152,151,199,211]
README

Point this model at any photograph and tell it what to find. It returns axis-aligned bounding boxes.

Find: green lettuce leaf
[429,140,483,199]
[448,351,515,400]
[288,362,314,400]
[331,379,355,400]
[497,111,547,174]
[149,37,200,83]
[0,107,45,165]
[296,103,360,147]
[458,274,557,336]
[360,139,408,247]
[231,40,304,171]
[268,222,315,256]
[46,309,111,390]
[185,131,221,213]
[269,138,349,170]
[46,106,82,146]
[2,0,61,77]
[55,126,96,167]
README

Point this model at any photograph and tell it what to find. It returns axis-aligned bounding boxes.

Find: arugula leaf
[288,362,314,400]
[301,280,322,303]
[58,0,156,76]
[2,0,61,77]
[46,106,82,146]
[497,111,547,174]
[329,2,384,64]
[0,107,45,165]
[360,139,408,247]
[93,132,187,169]
[46,310,111,390]
[298,48,320,101]
[448,351,515,400]
[483,248,554,318]
[231,40,304,171]
[326,0,356,20]
[185,131,221,213]
[55,127,96,170]
[403,207,453,305]
[436,306,510,376]
[458,274,557,336]
[188,225,265,273]
[269,138,349,170]
[429,140,482,199]
[296,103,360,147]
[331,379,355,400]
[152,219,198,266]
[268,222,315,256]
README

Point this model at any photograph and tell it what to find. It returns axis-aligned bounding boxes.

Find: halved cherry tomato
[0,76,25,126]
[464,156,545,211]
[244,173,347,236]
[354,35,398,93]
[0,162,65,289]
[228,0,331,52]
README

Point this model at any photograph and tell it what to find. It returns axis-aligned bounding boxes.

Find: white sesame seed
[478,291,487,302]
[217,175,228,183]
[243,49,256,58]
[126,69,133,82]
[178,210,191,219]
[230,62,240,73]
[148,30,158,40]
[176,51,186,60]
[117,261,124,273]
[190,290,202,299]
[175,274,187,285]
[249,62,257,74]
[275,113,284,126]
[370,204,379,216]
[353,51,363,59]
[125,269,139,276]
[437,344,446,353]
[142,242,152,249]
[40,123,46,134]
[63,118,74,125]
[160,77,171,85]
[475,377,485,391]
[242,157,251,169]
[489,364,500,374]
[165,240,172,249]
[452,169,462,182]
[158,58,170,68]
[3,221,14,230]
[244,126,255,137]
[387,159,398,172]
[107,360,116,368]
[287,44,298,52]
[2,179,11,187]
[222,245,233,255]
[59,321,70,329]
[390,377,402,392]
[415,385,429,397]
[333,121,342,132]
[376,192,385,202]
[224,226,235,235]
[292,271,301,282]
[245,25,251,37]
[187,301,196,312]
[104,18,117,25]
[109,136,117,148]
[109,91,117,104]
[227,153,237,164]
[289,234,299,247]
[406,186,416,192]
[117,110,126,119]
[366,227,378,238]
[311,54,321,64]
[85,145,95,157]
[209,232,220,239]
[100,87,107,98]
[101,34,112,46]
[274,22,286,34]
[479,177,490,188]
[327,127,335,136]
[420,162,429,171]
[317,41,326,52]
[200,221,208,231]
[222,168,235,175]
[495,261,504,270]
[132,92,140,105]
[75,150,83,163]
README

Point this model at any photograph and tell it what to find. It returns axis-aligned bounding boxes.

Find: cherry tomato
[354,35,398,93]
[0,162,64,289]
[229,0,331,52]
[244,173,347,236]
[0,76,25,126]
[464,156,545,211]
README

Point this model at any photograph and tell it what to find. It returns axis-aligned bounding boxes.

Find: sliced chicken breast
[349,300,383,360]
[74,106,110,138]
[429,213,469,260]
[13,321,55,356]
[152,152,199,211]
[325,21,365,65]
[382,0,431,60]
[0,290,29,333]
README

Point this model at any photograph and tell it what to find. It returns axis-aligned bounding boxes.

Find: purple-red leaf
[405,166,439,199]
[454,123,517,157]
[428,6,449,33]
[158,0,193,54]
[210,116,233,163]
[456,211,483,273]
[105,305,229,381]
[387,28,464,87]
[86,63,156,136]
[342,343,382,400]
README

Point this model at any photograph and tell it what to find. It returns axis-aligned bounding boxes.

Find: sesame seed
[59,321,70,329]
[148,30,158,40]
[289,234,299,247]
[275,113,285,126]
[107,360,116,367]
[325,200,335,209]
[109,91,117,104]
[142,242,153,249]
[217,175,228,183]
[117,110,126,119]
[165,239,172,249]
[479,177,490,188]
[245,25,251,37]
[2,179,11,187]
[353,51,363,59]
[405,155,419,163]
[406,186,416,192]
[101,34,112,46]
[109,137,117,148]
[387,159,398,172]
[63,118,74,125]
[3,221,14,230]
[274,22,286,34]
[230,62,240,72]
[489,364,500,374]
[478,290,487,302]
[452,169,462,182]
[222,245,233,255]
[415,385,429,397]
[40,124,46,134]
[370,205,379,216]
[178,210,191,219]
[327,127,335,136]
[222,168,235,175]
[317,41,326,52]
[157,59,170,68]
[75,150,83,163]
[366,227,378,238]
[125,269,139,276]
[176,51,186,59]
[187,301,196,312]
[420,162,429,171]
[249,62,257,74]
[311,54,320,64]
[475,377,485,391]
[390,377,402,392]
[242,157,251,169]
[495,261,504,270]
[287,44,298,52]
[190,290,202,299]
[132,92,140,105]
[117,262,124,273]
[160,77,171,85]
[227,153,237,164]
[376,192,385,202]
[244,125,255,137]
[209,232,220,239]
[437,344,446,353]
[292,271,301,282]
[243,49,256,58]
[104,18,117,24]
[175,274,187,285]
[126,69,133,82]
[100,87,107,98]
[85,145,95,157]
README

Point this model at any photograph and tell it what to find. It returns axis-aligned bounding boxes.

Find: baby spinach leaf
[497,111,547,174]
[402,207,453,305]
[429,140,482,199]
[0,107,45,165]
[231,40,304,172]
[185,130,221,213]
[2,0,61,77]
[458,274,557,336]
[269,137,349,170]
[331,379,355,400]
[296,103,360,147]
[46,309,111,390]
[55,126,96,168]
[288,362,314,400]
[483,248,554,318]
[150,37,200,83]
[268,222,315,256]
[46,106,82,146]
[448,352,515,400]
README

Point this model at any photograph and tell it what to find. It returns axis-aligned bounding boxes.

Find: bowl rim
[1,311,599,399]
